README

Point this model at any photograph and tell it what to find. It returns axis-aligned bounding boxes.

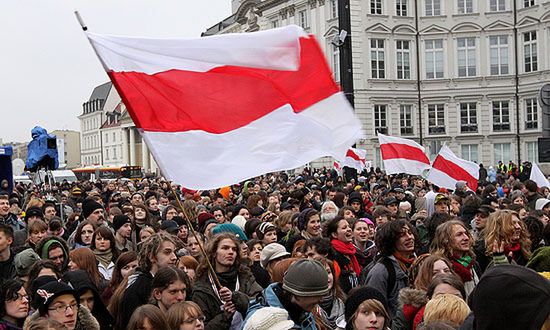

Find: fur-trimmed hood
[398,288,428,308]
[24,305,100,330]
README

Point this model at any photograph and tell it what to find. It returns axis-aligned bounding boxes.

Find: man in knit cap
[113,214,134,252]
[244,259,329,329]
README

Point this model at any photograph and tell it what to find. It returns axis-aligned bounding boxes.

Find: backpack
[359,255,396,298]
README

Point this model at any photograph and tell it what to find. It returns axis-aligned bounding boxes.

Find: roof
[202,14,237,36]
[88,82,112,102]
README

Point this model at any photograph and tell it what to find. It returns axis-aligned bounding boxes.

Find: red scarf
[451,254,474,282]
[504,243,521,261]
[331,239,361,275]
[393,252,415,272]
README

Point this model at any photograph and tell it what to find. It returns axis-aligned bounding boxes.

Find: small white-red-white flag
[85,25,363,190]
[426,145,479,191]
[337,148,367,172]
[377,133,430,175]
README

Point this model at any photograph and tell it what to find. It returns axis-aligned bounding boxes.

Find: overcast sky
[0,0,231,143]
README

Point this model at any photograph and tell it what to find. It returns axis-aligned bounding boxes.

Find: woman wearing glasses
[24,280,100,330]
[167,301,205,330]
[0,279,29,330]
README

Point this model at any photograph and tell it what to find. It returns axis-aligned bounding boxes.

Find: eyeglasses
[48,303,78,314]
[9,293,28,302]
[183,316,205,324]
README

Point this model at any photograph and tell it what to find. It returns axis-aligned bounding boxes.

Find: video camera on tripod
[25,126,59,185]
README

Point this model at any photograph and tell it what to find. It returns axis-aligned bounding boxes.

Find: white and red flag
[377,133,430,175]
[426,145,479,191]
[85,25,363,189]
[530,163,550,189]
[337,148,367,172]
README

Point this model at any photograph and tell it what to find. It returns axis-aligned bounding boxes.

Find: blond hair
[424,294,470,326]
[351,299,390,330]
[484,209,531,259]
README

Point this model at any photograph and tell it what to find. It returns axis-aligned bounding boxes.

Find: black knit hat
[112,214,131,232]
[81,200,103,219]
[36,281,79,316]
[24,206,44,221]
[345,286,388,325]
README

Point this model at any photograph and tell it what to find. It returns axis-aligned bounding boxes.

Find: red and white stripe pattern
[426,145,479,191]
[86,25,363,189]
[377,133,430,175]
[338,148,367,172]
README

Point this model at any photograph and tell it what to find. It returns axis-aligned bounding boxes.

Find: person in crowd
[320,201,339,224]
[26,260,61,293]
[151,266,190,314]
[430,220,480,296]
[91,226,119,280]
[246,239,270,289]
[260,243,290,283]
[26,280,100,330]
[344,286,390,330]
[72,221,96,249]
[13,248,40,287]
[112,215,134,252]
[186,233,204,261]
[35,236,70,273]
[352,218,376,267]
[132,203,157,245]
[312,257,346,330]
[324,217,360,293]
[167,301,205,330]
[422,294,470,327]
[116,232,179,329]
[176,255,199,283]
[24,219,48,252]
[365,219,417,318]
[127,305,169,330]
[192,233,262,330]
[0,223,17,281]
[67,248,106,291]
[245,259,329,329]
[255,223,278,246]
[0,279,29,329]
[62,270,114,330]
[285,208,321,252]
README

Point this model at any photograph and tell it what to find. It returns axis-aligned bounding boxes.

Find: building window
[329,0,338,19]
[493,101,510,131]
[113,132,116,141]
[460,102,478,133]
[461,144,478,163]
[396,0,408,16]
[494,143,511,163]
[105,148,109,160]
[104,133,108,143]
[400,105,414,135]
[489,0,505,11]
[425,39,444,79]
[425,0,441,16]
[113,147,117,159]
[271,20,279,29]
[396,40,411,79]
[457,0,473,13]
[428,104,445,134]
[489,35,509,75]
[525,98,538,129]
[429,140,443,161]
[457,37,476,77]
[524,0,535,7]
[524,31,537,72]
[298,10,309,28]
[332,44,340,82]
[371,0,382,14]
[371,39,385,79]
[526,141,538,163]
[374,105,388,134]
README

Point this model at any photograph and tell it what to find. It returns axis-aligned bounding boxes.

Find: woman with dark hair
[72,220,96,249]
[353,218,376,267]
[324,217,360,294]
[68,248,106,291]
[91,226,119,281]
[0,279,29,329]
[333,192,347,208]
[132,203,157,245]
[246,239,270,289]
[101,251,138,304]
[127,305,169,330]
[25,260,61,292]
[151,266,191,314]
[192,233,262,329]
[284,208,322,252]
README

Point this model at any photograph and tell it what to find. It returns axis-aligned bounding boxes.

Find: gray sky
[0,0,231,143]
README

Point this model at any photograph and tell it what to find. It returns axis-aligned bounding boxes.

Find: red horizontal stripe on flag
[432,155,478,190]
[380,143,429,164]
[108,37,339,133]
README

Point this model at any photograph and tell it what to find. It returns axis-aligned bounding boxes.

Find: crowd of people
[0,163,549,330]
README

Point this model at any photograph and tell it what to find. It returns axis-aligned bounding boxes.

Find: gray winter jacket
[365,255,408,318]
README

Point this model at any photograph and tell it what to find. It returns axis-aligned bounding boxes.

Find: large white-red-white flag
[377,133,430,175]
[337,148,367,172]
[530,163,550,188]
[85,25,363,189]
[426,145,479,191]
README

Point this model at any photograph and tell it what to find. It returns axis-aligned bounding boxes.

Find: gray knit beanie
[283,259,329,297]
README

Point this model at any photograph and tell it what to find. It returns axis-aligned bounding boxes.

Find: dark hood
[469,264,550,330]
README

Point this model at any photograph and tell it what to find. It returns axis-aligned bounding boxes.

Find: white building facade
[205,0,550,168]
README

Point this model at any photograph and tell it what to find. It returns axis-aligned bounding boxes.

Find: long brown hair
[195,233,248,279]
[127,304,170,330]
[484,209,531,259]
[69,248,103,288]
[412,254,455,291]
[106,251,137,295]
[430,221,475,259]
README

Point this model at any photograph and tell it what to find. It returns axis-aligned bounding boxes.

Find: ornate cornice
[309,0,317,8]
